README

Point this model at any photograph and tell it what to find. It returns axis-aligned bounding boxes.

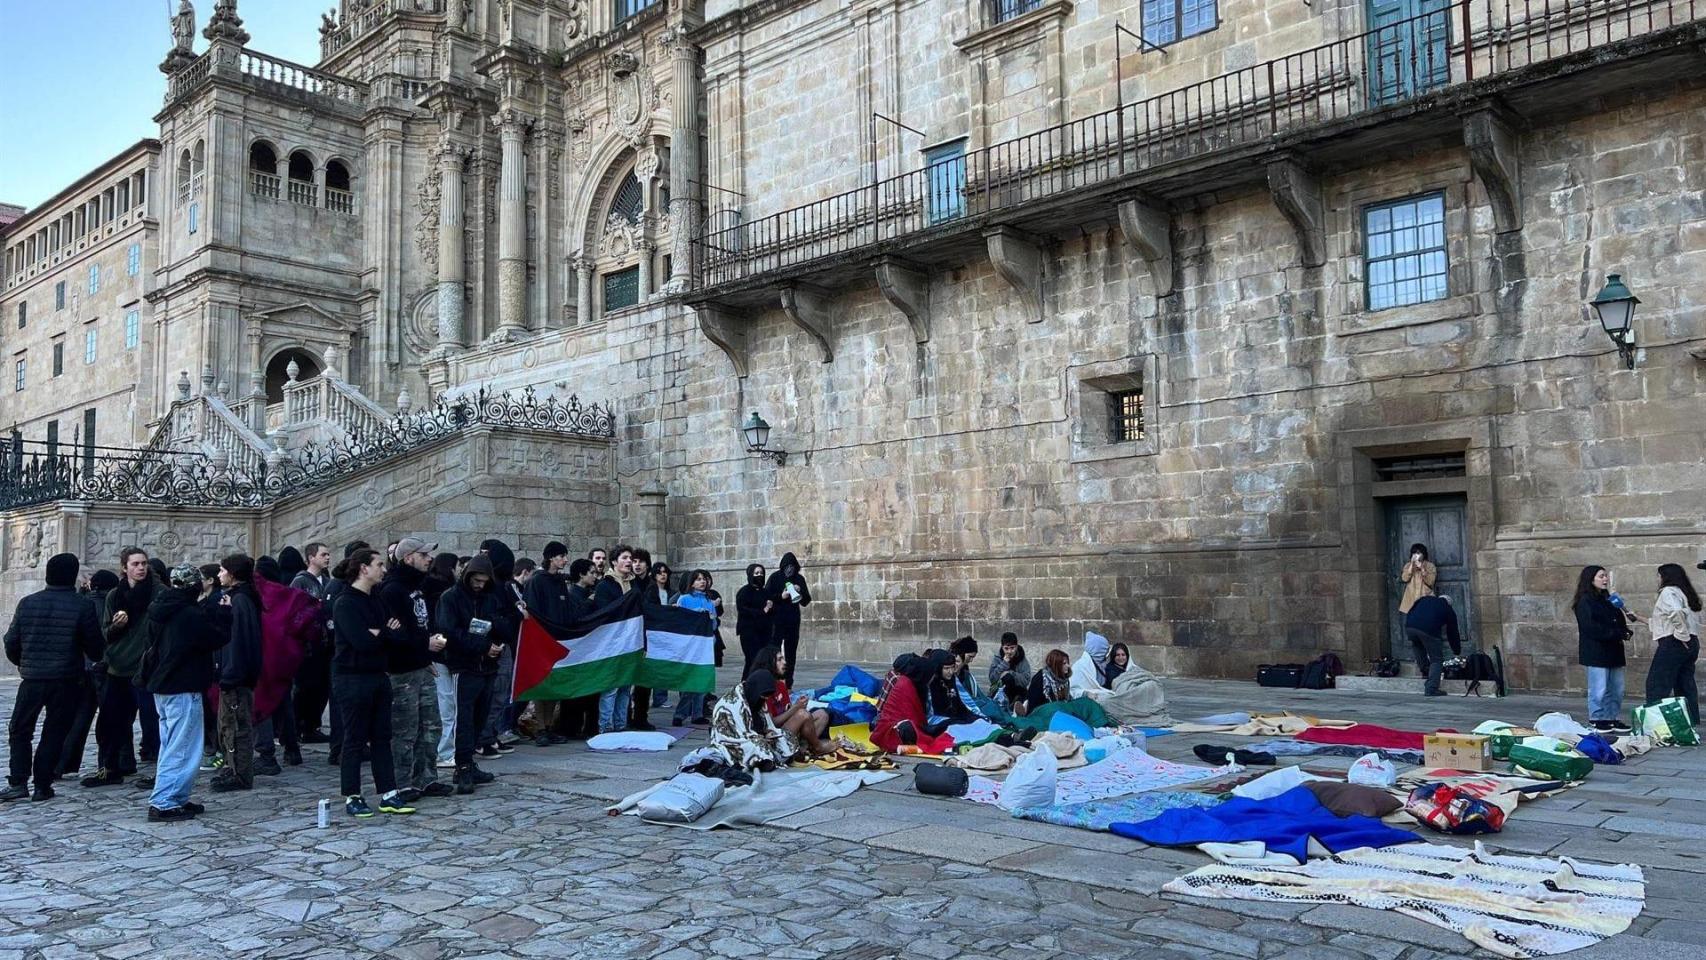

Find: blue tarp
[1109,785,1421,863]
[812,665,884,726]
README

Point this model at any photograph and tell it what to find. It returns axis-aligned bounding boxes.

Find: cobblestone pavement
[4,664,1706,960]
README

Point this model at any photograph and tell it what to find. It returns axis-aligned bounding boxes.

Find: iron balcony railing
[692,0,1701,289]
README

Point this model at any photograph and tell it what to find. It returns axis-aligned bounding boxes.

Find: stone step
[1334,674,1490,696]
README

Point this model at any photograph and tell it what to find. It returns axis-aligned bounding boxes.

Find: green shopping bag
[1508,739,1594,782]
[1632,697,1698,746]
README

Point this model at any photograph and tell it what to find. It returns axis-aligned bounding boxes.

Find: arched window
[609,174,643,225]
[287,151,317,206]
[176,150,192,206]
[266,350,322,404]
[250,141,280,199]
[324,159,353,214]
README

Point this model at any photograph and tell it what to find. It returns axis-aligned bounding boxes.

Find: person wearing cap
[378,537,452,803]
[521,541,574,746]
[4,553,106,802]
[141,564,230,821]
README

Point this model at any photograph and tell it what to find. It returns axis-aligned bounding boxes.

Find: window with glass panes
[85,328,97,365]
[14,357,24,392]
[55,281,66,310]
[1142,0,1217,45]
[988,0,1044,23]
[14,302,23,329]
[602,266,641,313]
[52,342,63,376]
[127,243,141,276]
[1109,387,1145,443]
[88,263,100,294]
[125,310,140,349]
[1364,193,1447,310]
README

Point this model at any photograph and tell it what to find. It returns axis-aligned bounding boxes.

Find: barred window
[1108,388,1145,443]
[1142,0,1218,46]
[603,266,640,313]
[610,174,644,225]
[987,0,1043,24]
[1365,193,1447,311]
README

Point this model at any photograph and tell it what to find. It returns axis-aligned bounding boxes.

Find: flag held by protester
[513,591,717,702]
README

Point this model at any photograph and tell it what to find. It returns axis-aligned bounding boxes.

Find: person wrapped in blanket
[871,650,960,754]
[753,645,832,755]
[707,669,801,771]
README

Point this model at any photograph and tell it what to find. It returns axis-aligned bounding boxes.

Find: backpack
[1462,650,1503,697]
[1300,652,1345,690]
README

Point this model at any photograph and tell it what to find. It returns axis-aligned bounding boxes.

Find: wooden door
[1385,495,1473,656]
[1367,0,1451,106]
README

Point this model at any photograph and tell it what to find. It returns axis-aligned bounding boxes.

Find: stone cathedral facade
[2,0,1703,690]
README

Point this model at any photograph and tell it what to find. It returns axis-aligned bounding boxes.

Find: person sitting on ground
[925,648,976,728]
[1106,643,1130,686]
[1028,649,1073,710]
[870,653,954,754]
[987,632,1033,713]
[707,668,800,770]
[950,636,983,706]
[1070,632,1115,700]
[753,644,831,754]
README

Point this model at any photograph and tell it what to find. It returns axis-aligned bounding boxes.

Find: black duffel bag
[914,762,969,797]
[1257,663,1306,688]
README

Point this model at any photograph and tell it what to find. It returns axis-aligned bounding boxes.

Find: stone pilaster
[636,237,657,303]
[665,33,702,292]
[493,109,532,337]
[436,148,467,348]
[575,255,594,324]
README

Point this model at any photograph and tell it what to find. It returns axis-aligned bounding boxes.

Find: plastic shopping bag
[997,744,1059,811]
[1632,697,1699,746]
[1347,752,1397,787]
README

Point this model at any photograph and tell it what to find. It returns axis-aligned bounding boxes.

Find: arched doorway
[265,349,322,404]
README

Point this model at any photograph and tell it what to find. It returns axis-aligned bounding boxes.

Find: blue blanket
[812,665,883,726]
[1110,785,1420,863]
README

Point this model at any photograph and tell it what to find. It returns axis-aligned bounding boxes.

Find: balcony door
[1367,0,1451,106]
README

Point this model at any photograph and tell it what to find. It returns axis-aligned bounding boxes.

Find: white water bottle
[317,798,330,828]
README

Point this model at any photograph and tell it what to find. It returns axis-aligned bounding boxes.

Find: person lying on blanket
[753,644,832,753]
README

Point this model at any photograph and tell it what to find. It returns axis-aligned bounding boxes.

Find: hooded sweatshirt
[277,546,307,583]
[435,555,505,674]
[219,584,264,689]
[142,585,228,695]
[735,564,772,642]
[763,552,811,627]
[332,581,397,675]
[377,562,436,674]
[479,539,524,642]
[103,574,157,679]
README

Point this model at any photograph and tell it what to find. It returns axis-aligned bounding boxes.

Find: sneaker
[199,755,225,772]
[377,792,416,815]
[346,795,374,818]
[80,770,124,788]
[132,776,155,790]
[435,758,456,769]
[477,745,502,759]
[468,765,496,784]
[421,782,456,798]
[209,777,250,793]
[254,758,282,777]
[31,785,55,802]
[547,733,568,744]
[629,719,657,732]
[691,716,711,725]
[454,769,476,795]
[182,801,205,815]
[148,805,194,822]
[300,729,332,744]
[0,784,28,802]
[395,788,423,805]
[1591,719,1615,731]
[284,748,304,767]
[1607,720,1633,735]
[493,741,516,755]
[1423,690,1447,697]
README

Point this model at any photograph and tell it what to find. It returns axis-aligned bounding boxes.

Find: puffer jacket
[5,586,105,680]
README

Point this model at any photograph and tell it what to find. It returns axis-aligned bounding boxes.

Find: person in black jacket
[1404,593,1462,698]
[594,546,636,733]
[435,555,505,793]
[424,551,460,768]
[210,554,264,793]
[331,548,418,818]
[763,552,811,685]
[735,563,772,680]
[554,559,602,741]
[86,547,159,787]
[142,564,229,821]
[58,568,119,780]
[1573,565,1633,733]
[3,553,104,802]
[522,541,574,746]
[378,537,452,801]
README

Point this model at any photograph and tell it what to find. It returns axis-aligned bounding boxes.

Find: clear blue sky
[0,0,323,211]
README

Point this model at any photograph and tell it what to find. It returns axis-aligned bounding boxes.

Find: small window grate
[1374,452,1465,482]
[1108,388,1144,443]
[602,266,640,313]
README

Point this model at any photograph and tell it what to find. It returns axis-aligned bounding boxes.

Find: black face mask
[749,572,765,585]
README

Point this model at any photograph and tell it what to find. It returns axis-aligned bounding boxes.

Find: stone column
[436,148,466,348]
[575,255,594,324]
[636,238,656,304]
[665,35,701,291]
[494,110,531,337]
[245,327,267,435]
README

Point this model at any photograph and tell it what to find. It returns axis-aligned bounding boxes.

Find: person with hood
[988,632,1033,712]
[58,568,120,779]
[330,548,418,818]
[290,541,337,745]
[1573,565,1633,733]
[869,652,955,755]
[1070,632,1115,702]
[763,553,811,685]
[210,554,264,793]
[379,538,452,801]
[595,546,636,733]
[3,553,105,802]
[521,541,575,746]
[141,564,229,821]
[256,556,286,585]
[735,563,772,679]
[435,554,505,794]
[86,547,159,788]
[425,551,461,767]
[250,570,320,777]
[277,546,308,584]
[477,539,525,756]
[925,648,976,727]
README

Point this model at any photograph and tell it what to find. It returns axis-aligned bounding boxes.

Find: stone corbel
[1265,156,1326,268]
[1463,103,1523,234]
[1116,196,1174,298]
[875,258,930,343]
[984,226,1045,323]
[695,303,749,378]
[778,284,835,363]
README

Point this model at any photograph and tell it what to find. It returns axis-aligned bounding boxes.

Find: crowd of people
[3,538,814,822]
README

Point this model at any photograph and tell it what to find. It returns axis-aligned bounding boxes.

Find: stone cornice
[690,0,815,46]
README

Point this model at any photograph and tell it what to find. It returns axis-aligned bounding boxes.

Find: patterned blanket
[964,746,1231,806]
[1010,791,1222,831]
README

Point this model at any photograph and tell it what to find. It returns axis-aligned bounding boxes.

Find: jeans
[94,673,141,774]
[7,678,79,789]
[433,665,458,763]
[1585,666,1625,723]
[389,668,441,790]
[217,686,255,787]
[149,693,204,811]
[1407,627,1446,695]
[254,694,299,762]
[672,693,706,724]
[1646,636,1701,726]
[454,671,495,767]
[598,686,631,733]
[334,672,397,798]
[482,647,515,745]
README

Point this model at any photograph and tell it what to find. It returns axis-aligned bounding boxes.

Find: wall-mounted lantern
[1589,273,1639,370]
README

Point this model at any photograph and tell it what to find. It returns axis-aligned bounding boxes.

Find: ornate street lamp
[742,411,787,466]
[1590,273,1639,370]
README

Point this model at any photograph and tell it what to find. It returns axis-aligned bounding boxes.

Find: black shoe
[148,805,194,821]
[421,782,456,798]
[182,801,205,815]
[454,768,476,795]
[492,741,515,755]
[254,759,282,777]
[327,751,341,766]
[284,748,304,767]
[629,719,657,732]
[477,745,501,759]
[132,776,154,790]
[31,785,54,802]
[469,765,496,784]
[346,795,374,818]
[1423,690,1447,697]
[300,729,331,744]
[209,777,249,793]
[139,751,158,764]
[395,787,423,805]
[547,733,569,744]
[80,770,124,788]
[1607,720,1633,735]
[691,717,711,725]
[534,734,552,747]
[0,784,27,802]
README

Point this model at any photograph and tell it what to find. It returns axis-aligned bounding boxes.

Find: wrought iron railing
[693,0,1701,289]
[0,387,616,512]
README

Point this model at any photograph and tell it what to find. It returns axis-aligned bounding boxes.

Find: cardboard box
[1424,733,1492,772]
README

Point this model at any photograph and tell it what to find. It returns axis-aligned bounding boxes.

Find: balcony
[320,0,447,61]
[688,0,1705,301]
[251,171,281,200]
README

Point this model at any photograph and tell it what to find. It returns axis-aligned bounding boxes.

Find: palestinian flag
[512,590,718,701]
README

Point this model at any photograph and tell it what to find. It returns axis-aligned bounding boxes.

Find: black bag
[914,762,969,797]
[1463,651,1503,697]
[1372,656,1401,678]
[1257,664,1306,688]
[1300,653,1344,690]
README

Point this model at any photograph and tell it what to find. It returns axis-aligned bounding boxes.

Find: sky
[0,0,324,211]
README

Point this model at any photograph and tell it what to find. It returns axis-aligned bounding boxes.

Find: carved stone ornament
[608,51,653,141]
[161,0,199,73]
[563,0,587,41]
[634,148,661,183]
[203,0,250,44]
[602,214,641,259]
[415,167,442,273]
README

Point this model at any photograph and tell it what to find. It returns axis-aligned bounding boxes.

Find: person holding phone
[1399,543,1436,615]
[1572,566,1635,733]
[434,555,507,794]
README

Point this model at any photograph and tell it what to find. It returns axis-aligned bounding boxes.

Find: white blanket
[610,768,896,830]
